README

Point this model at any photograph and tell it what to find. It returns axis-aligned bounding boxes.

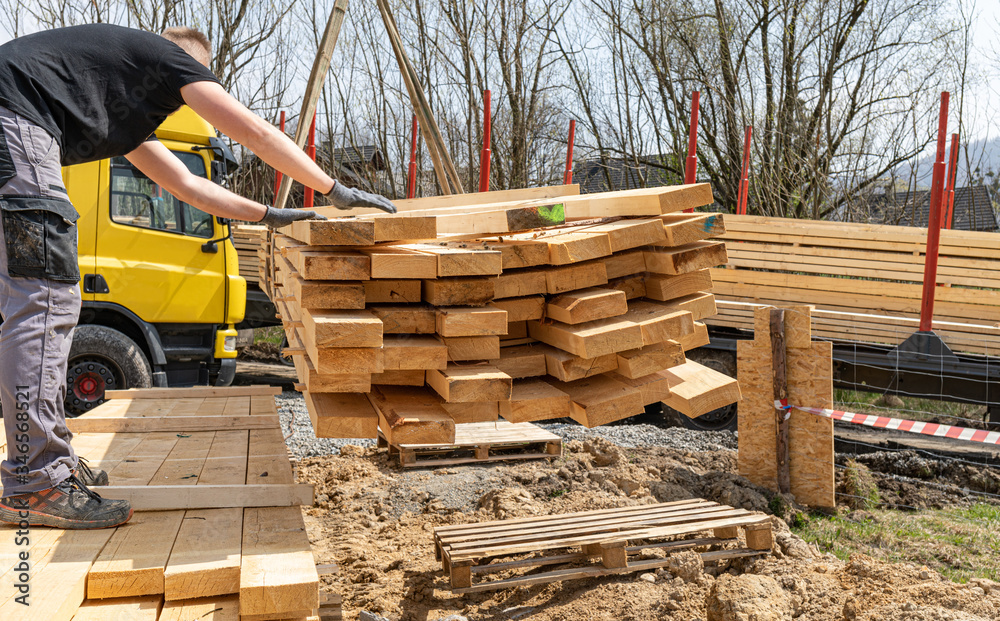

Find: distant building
[322,145,389,195]
[574,156,678,194]
[867,185,998,232]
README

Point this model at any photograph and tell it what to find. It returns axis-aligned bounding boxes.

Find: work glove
[325,181,397,213]
[258,206,327,228]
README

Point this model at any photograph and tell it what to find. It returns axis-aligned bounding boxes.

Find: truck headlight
[224,335,237,352]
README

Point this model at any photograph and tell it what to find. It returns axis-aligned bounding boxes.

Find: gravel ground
[276,390,737,459]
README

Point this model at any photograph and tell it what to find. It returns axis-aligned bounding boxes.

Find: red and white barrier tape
[789,405,1000,446]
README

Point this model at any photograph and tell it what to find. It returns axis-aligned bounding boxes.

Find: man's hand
[259,206,327,229]
[326,181,397,214]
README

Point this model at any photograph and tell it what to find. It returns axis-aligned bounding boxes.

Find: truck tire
[669,348,739,432]
[65,325,152,416]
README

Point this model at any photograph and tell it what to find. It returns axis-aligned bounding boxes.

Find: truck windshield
[109,151,215,239]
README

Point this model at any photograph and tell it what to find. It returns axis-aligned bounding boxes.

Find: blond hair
[161,27,211,66]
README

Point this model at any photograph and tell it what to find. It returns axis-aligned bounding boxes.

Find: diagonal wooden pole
[376,0,465,195]
[273,0,350,211]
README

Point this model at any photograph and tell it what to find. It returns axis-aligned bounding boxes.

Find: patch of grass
[842,459,880,511]
[834,389,986,424]
[548,489,566,499]
[793,503,1000,583]
[254,326,285,345]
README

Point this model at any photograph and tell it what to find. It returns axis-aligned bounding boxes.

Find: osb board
[737,306,834,509]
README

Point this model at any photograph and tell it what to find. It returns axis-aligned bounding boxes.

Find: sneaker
[75,457,109,486]
[0,474,132,529]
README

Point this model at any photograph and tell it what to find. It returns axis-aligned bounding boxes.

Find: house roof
[574,157,677,193]
[329,145,386,170]
[871,185,998,231]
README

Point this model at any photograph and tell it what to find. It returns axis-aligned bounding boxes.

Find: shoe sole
[0,505,133,530]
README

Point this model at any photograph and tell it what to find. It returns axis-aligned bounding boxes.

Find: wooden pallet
[379,421,563,467]
[433,499,773,593]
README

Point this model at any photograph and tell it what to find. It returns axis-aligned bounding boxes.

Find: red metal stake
[564,119,576,185]
[683,91,700,212]
[478,90,492,193]
[304,112,317,209]
[274,110,285,207]
[944,133,959,229]
[407,114,419,199]
[736,126,752,215]
[918,92,950,332]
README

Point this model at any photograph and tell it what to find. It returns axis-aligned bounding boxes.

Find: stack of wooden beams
[709,215,1000,355]
[262,184,740,446]
[0,387,326,621]
[232,223,267,286]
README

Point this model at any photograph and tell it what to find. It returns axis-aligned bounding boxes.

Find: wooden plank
[402,244,503,277]
[645,269,714,302]
[529,316,643,359]
[159,595,239,621]
[292,355,371,393]
[500,379,572,423]
[603,250,647,279]
[551,375,644,427]
[495,344,548,379]
[486,238,551,270]
[436,306,508,337]
[304,342,383,375]
[305,392,378,439]
[494,269,548,299]
[658,213,726,247]
[383,335,448,370]
[66,415,279,434]
[240,506,320,616]
[544,261,608,294]
[368,386,456,445]
[668,292,718,321]
[369,305,437,334]
[586,218,667,252]
[302,309,382,348]
[662,359,741,418]
[543,347,619,382]
[362,247,437,279]
[677,322,711,350]
[617,370,673,405]
[442,401,500,424]
[491,296,546,322]
[371,369,427,386]
[283,218,373,246]
[443,336,500,361]
[364,279,422,304]
[539,230,613,265]
[371,215,437,241]
[106,386,281,400]
[504,321,528,340]
[615,341,686,379]
[295,251,370,281]
[644,241,728,275]
[389,184,580,213]
[607,275,647,300]
[94,485,314,510]
[433,203,567,236]
[620,301,695,345]
[546,288,628,324]
[424,277,495,306]
[71,596,162,621]
[287,276,366,310]
[87,510,187,598]
[426,366,512,403]
[0,527,115,621]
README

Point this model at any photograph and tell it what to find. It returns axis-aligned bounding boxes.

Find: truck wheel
[671,348,738,432]
[65,325,152,416]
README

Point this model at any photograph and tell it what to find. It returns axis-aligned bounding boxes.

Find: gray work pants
[0,106,81,496]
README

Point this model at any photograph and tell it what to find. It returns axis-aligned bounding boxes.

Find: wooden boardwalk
[0,386,328,621]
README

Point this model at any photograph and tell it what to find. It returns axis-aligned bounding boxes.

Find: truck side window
[110,152,214,239]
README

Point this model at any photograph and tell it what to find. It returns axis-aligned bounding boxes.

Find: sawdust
[298,437,1000,621]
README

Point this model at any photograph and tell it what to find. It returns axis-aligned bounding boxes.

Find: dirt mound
[296,437,1000,621]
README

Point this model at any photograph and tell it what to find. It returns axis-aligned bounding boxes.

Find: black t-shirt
[0,24,221,166]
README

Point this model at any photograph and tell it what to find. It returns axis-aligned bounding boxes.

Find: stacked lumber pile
[709,215,1000,355]
[0,387,329,621]
[262,184,740,446]
[232,223,267,286]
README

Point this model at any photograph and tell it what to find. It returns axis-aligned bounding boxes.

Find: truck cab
[62,106,246,414]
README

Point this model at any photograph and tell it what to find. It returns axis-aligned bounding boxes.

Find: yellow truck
[61,106,246,414]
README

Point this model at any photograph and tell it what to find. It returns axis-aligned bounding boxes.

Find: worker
[0,24,395,529]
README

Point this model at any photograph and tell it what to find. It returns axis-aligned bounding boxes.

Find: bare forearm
[245,120,335,194]
[176,176,267,222]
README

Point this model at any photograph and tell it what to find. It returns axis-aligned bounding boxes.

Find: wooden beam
[423,277,495,306]
[105,386,280,400]
[240,506,320,616]
[529,316,643,359]
[644,269,714,303]
[500,379,572,423]
[551,375,644,427]
[543,347,619,382]
[546,288,628,324]
[544,261,608,295]
[495,270,547,299]
[644,241,728,275]
[66,415,280,434]
[443,336,501,361]
[426,366,512,403]
[615,341,686,379]
[370,305,437,334]
[362,247,437,279]
[662,360,741,418]
[364,279,422,304]
[495,344,549,379]
[295,251,370,281]
[92,484,315,510]
[436,306,508,337]
[383,335,448,370]
[658,213,726,247]
[491,296,546,322]
[368,386,455,445]
[305,391,378,439]
[302,309,382,348]
[88,510,188,598]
